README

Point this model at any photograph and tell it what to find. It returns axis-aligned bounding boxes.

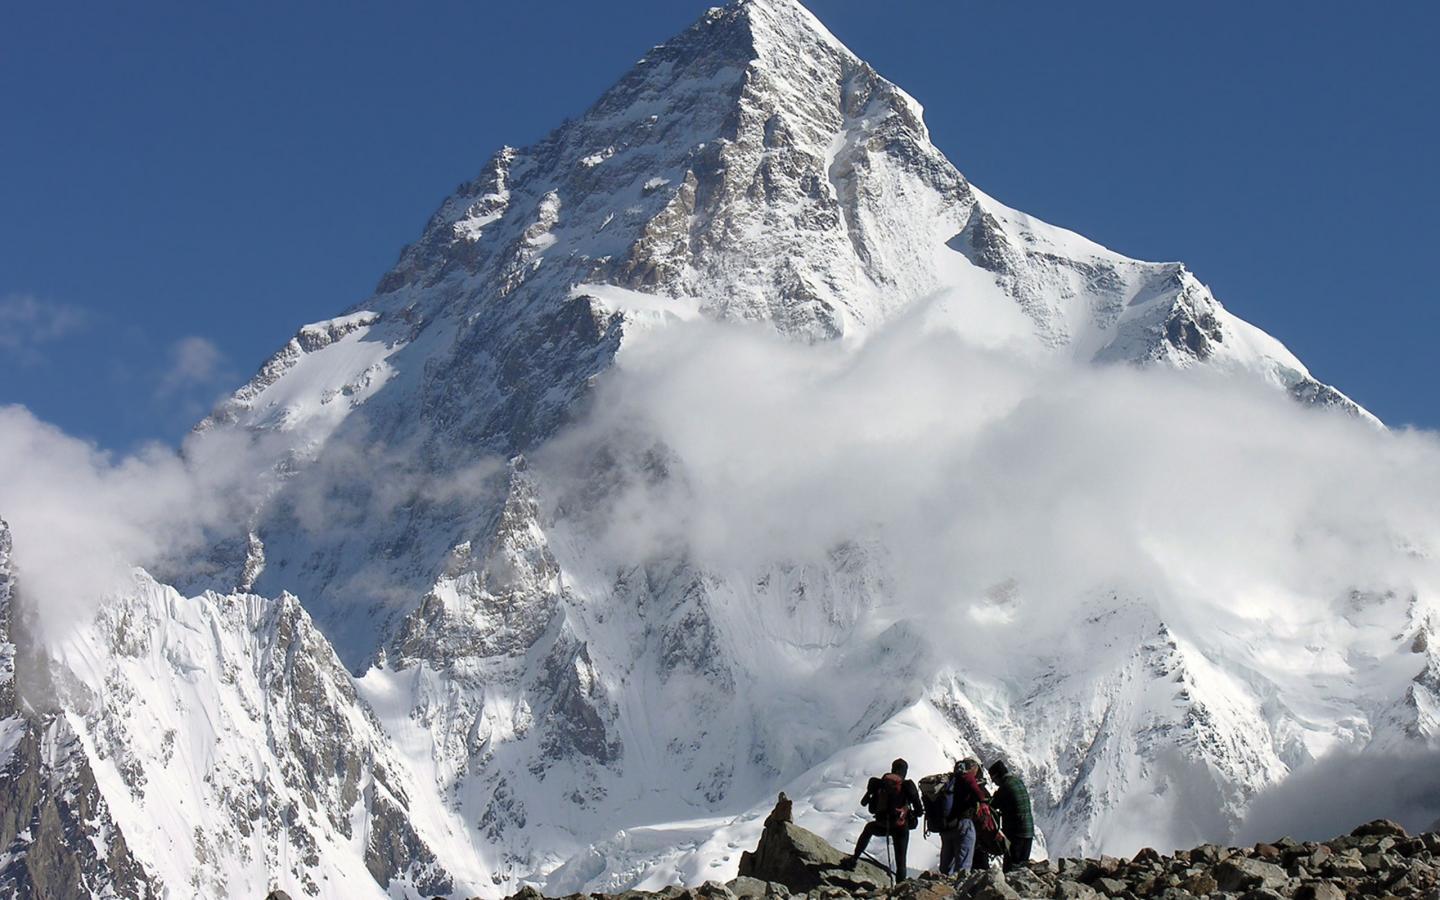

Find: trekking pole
[884,833,894,886]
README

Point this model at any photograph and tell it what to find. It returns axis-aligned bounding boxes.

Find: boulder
[694,881,737,900]
[726,876,788,899]
[1214,856,1287,892]
[1131,847,1161,865]
[1321,852,1367,878]
[1294,884,1346,900]
[1001,867,1050,897]
[1351,819,1408,839]
[1189,844,1226,865]
[1053,879,1099,899]
[736,821,888,894]
[1178,872,1217,895]
[888,877,955,900]
[954,868,1018,900]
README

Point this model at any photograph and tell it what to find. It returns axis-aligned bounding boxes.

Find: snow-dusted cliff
[1,0,1435,897]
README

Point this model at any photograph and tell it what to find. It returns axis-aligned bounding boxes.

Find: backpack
[917,773,950,831]
[868,773,912,829]
[973,801,1010,856]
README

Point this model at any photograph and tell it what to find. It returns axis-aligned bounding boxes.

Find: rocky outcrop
[736,818,889,893]
[493,819,1440,900]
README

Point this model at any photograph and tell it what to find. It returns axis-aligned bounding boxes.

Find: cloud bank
[543,312,1440,659]
[1238,748,1440,842]
[2,300,1438,847]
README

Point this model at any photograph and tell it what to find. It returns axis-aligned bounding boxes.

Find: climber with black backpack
[843,758,923,882]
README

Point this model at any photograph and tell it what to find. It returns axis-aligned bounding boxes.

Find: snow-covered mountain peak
[2,2,1422,896]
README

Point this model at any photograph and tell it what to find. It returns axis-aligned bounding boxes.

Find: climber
[844,757,924,882]
[987,759,1034,870]
[939,758,990,874]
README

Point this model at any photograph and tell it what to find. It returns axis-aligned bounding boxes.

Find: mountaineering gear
[948,765,990,826]
[869,773,913,830]
[851,765,924,882]
[917,772,950,834]
[973,800,1009,858]
[850,823,906,883]
[935,759,998,872]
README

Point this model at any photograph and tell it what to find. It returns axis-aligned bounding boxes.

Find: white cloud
[156,335,227,398]
[0,294,87,363]
[540,314,1440,648]
[0,405,277,643]
[1238,748,1440,841]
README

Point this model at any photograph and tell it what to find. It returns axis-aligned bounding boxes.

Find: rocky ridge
[495,818,1440,900]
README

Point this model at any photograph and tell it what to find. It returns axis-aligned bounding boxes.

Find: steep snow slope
[2,0,1431,897]
[0,520,159,899]
[36,571,470,898]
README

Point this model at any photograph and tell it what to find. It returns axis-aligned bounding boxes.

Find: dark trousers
[852,821,910,880]
[1004,836,1033,871]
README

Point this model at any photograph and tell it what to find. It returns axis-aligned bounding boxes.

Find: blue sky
[3,0,1436,449]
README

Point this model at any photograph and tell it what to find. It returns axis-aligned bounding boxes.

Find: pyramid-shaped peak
[654,0,928,142]
[726,0,854,56]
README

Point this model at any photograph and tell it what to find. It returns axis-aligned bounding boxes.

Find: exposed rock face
[737,820,889,893]
[0,519,160,899]
[2,549,454,898]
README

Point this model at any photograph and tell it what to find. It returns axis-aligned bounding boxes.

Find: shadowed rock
[737,820,888,893]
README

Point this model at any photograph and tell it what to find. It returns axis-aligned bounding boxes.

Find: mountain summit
[193,0,1372,664]
[2,2,1426,898]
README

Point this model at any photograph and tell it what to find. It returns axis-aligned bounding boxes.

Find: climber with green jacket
[987,759,1033,870]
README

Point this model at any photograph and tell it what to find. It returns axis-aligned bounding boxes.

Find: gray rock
[728,876,785,899]
[1052,879,1099,899]
[1089,876,1127,896]
[1189,844,1226,865]
[954,868,1018,900]
[696,881,738,900]
[1293,884,1346,900]
[1002,867,1050,897]
[1214,856,1287,892]
[736,821,887,894]
[1320,853,1366,878]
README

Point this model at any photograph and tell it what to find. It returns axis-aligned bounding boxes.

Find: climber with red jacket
[844,758,924,882]
[940,757,992,873]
